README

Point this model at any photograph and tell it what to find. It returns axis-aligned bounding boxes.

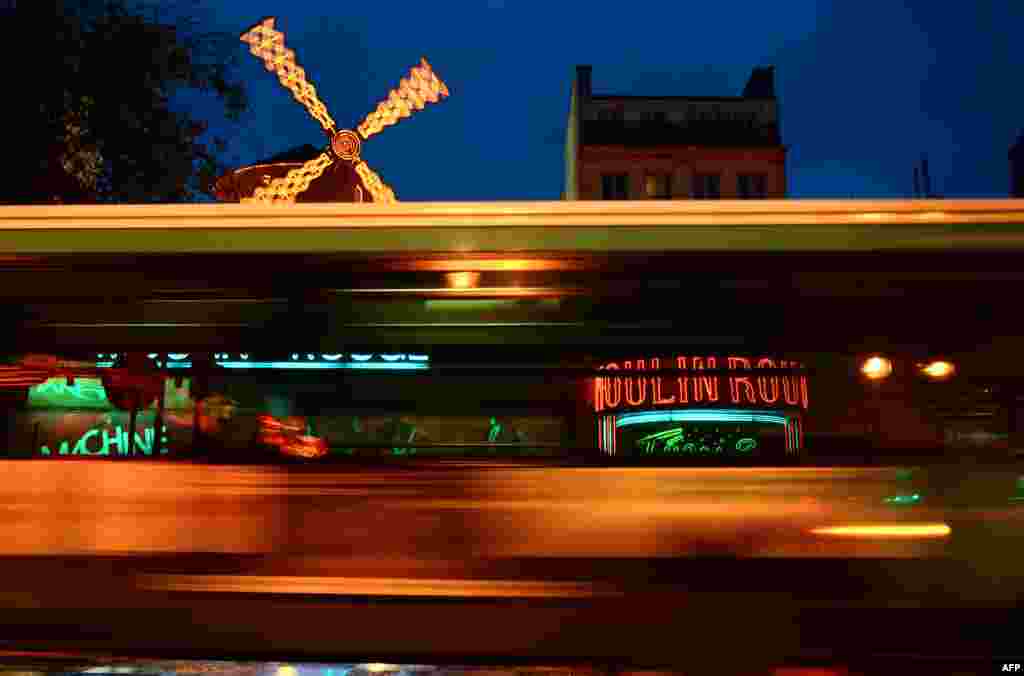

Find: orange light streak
[406,259,585,272]
[140,574,610,599]
[810,523,951,538]
[257,415,327,458]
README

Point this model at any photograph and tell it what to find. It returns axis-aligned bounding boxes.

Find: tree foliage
[4,0,246,203]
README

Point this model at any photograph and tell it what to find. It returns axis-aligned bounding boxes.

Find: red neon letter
[800,372,810,410]
[756,357,779,404]
[594,367,606,413]
[727,356,756,404]
[650,358,676,405]
[625,359,647,406]
[692,356,719,403]
[675,356,690,404]
[781,360,801,406]
[603,363,622,409]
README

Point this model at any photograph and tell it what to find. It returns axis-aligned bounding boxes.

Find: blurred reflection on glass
[257,415,328,458]
[199,394,238,434]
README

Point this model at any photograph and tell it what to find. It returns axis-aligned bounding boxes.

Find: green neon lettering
[135,429,151,455]
[101,426,121,455]
[40,440,72,456]
[735,437,757,452]
[75,429,103,456]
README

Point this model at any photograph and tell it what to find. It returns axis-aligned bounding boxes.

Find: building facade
[564,65,786,200]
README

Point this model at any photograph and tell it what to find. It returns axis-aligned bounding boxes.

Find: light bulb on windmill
[234,17,450,204]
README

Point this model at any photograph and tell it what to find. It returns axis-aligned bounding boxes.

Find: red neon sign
[593,354,809,414]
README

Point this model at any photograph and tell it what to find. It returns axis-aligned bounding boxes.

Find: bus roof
[1,199,1022,255]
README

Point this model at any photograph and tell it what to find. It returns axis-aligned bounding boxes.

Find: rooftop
[576,65,776,100]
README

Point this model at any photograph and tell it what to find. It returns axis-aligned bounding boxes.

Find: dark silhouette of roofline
[590,95,775,102]
[1011,132,1024,158]
[261,144,322,165]
[576,65,777,101]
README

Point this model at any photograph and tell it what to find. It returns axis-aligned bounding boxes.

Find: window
[645,174,671,199]
[597,109,623,122]
[738,174,768,199]
[601,174,630,200]
[692,174,720,199]
[650,111,667,123]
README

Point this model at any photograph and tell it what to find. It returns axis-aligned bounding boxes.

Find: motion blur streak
[0,461,1014,569]
[138,574,612,598]
[0,463,281,555]
[810,523,952,538]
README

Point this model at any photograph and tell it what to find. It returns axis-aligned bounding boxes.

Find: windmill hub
[331,129,361,162]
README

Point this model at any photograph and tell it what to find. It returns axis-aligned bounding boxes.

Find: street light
[920,360,955,380]
[861,355,893,381]
[445,271,480,289]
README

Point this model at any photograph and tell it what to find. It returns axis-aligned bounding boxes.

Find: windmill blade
[354,161,397,203]
[357,57,449,140]
[242,151,335,204]
[240,17,337,134]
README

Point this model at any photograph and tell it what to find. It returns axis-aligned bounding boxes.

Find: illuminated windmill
[226,17,449,204]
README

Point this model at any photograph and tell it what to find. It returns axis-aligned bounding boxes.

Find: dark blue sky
[185,0,1023,201]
